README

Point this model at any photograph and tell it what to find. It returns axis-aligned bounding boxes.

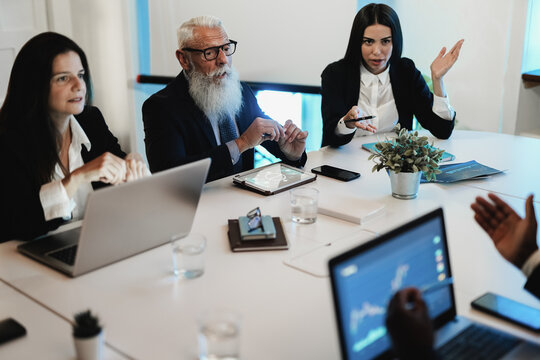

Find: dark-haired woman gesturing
[0,32,147,241]
[321,3,463,147]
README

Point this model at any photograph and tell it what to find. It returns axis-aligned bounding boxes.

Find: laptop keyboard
[438,323,520,359]
[48,245,78,266]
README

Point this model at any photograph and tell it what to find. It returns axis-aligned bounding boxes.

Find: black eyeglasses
[246,207,264,233]
[182,40,237,61]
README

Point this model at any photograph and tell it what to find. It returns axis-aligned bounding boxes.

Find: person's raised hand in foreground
[471,193,537,268]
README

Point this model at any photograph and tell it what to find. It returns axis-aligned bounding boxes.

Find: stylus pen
[420,277,454,295]
[344,115,376,123]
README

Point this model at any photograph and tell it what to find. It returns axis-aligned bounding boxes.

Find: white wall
[47,0,139,153]
[41,0,540,153]
[147,0,357,86]
[68,0,138,152]
[391,0,533,134]
[516,0,540,137]
[145,0,538,135]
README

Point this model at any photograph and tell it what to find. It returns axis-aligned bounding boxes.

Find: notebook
[329,208,532,360]
[228,217,288,252]
[18,158,211,277]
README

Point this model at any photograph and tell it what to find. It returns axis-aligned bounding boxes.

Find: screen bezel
[328,208,456,360]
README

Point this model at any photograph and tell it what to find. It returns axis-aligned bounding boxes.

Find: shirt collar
[69,115,91,152]
[360,63,390,87]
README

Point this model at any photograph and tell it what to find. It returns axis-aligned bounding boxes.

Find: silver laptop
[329,208,537,360]
[18,158,210,277]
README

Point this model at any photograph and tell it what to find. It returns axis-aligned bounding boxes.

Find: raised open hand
[471,193,537,268]
[430,39,464,80]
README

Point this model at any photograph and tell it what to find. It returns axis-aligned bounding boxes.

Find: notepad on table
[318,194,385,225]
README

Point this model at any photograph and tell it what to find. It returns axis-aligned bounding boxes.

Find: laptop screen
[329,208,455,360]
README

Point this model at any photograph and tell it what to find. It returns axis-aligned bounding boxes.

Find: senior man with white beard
[143,15,308,182]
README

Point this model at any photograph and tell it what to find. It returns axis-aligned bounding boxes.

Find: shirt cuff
[521,249,540,277]
[432,94,455,121]
[226,140,241,165]
[335,116,357,135]
[39,180,75,221]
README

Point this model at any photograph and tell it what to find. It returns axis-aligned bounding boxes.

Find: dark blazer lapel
[193,108,218,148]
[389,64,405,118]
[346,64,361,107]
[176,72,218,148]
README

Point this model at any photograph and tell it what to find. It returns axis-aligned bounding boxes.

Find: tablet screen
[235,163,315,193]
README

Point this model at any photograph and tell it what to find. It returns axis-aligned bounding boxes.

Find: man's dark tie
[219,115,238,144]
[218,115,242,172]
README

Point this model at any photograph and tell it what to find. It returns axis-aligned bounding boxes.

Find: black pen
[344,115,376,123]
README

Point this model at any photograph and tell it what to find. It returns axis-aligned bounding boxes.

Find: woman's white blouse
[335,64,454,136]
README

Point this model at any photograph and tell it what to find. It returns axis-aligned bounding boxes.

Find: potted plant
[369,124,444,199]
[72,310,104,360]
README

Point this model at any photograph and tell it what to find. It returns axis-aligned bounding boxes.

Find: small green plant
[73,310,102,338]
[368,124,444,181]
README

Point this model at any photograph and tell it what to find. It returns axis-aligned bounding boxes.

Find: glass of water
[170,233,206,279]
[290,187,319,224]
[198,310,241,360]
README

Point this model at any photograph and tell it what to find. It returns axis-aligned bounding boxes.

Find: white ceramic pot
[73,330,104,360]
[388,170,421,199]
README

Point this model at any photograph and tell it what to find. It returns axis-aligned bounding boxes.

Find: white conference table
[0,280,127,359]
[0,130,539,359]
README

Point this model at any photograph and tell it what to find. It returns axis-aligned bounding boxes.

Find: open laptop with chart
[329,208,535,360]
[18,158,210,277]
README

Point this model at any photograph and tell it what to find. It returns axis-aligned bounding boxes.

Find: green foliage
[73,310,102,338]
[368,124,444,181]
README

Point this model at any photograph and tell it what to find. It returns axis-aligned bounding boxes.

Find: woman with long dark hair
[321,3,464,147]
[0,32,146,241]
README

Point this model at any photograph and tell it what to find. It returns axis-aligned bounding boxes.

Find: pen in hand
[344,115,376,123]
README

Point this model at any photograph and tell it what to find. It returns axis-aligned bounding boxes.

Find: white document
[283,229,376,277]
[318,194,385,225]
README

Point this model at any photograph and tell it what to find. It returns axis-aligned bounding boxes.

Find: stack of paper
[318,194,385,225]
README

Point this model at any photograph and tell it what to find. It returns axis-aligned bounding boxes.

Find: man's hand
[471,193,538,268]
[235,117,284,153]
[278,120,308,160]
[386,288,434,359]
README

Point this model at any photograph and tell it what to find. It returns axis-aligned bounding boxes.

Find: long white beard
[187,64,243,125]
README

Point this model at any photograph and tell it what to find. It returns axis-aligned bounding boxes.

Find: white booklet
[317,193,385,225]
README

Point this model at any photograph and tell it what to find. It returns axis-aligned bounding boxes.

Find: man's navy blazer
[321,57,455,147]
[142,72,307,182]
[0,106,125,242]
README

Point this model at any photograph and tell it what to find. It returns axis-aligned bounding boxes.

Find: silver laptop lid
[72,158,210,277]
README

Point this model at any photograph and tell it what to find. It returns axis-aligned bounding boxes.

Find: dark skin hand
[386,288,434,360]
[471,193,537,268]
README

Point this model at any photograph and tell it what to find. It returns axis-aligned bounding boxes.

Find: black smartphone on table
[471,292,540,333]
[0,318,27,345]
[311,165,360,182]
